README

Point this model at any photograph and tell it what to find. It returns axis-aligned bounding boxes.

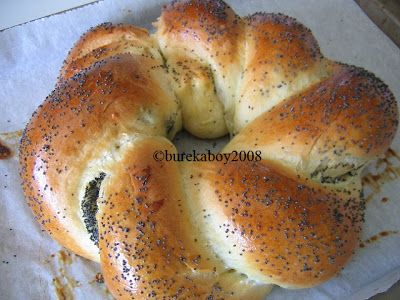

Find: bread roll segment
[234,13,334,134]
[60,23,155,81]
[18,0,398,298]
[155,0,244,133]
[182,160,362,288]
[98,136,272,299]
[224,63,398,184]
[19,52,182,261]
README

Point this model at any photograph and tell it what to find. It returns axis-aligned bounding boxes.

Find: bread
[19,0,398,298]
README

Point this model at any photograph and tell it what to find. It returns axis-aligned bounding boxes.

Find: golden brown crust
[234,13,334,133]
[19,0,398,297]
[19,54,180,261]
[156,0,244,131]
[158,0,243,61]
[182,160,362,288]
[98,137,272,299]
[225,63,398,184]
[60,23,152,80]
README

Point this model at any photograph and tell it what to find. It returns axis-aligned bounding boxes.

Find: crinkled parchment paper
[0,0,399,299]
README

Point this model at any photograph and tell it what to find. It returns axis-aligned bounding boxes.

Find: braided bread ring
[19,0,398,298]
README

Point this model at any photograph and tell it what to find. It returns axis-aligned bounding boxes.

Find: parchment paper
[0,0,400,299]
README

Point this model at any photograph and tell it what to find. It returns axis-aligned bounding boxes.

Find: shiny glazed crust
[19,0,398,298]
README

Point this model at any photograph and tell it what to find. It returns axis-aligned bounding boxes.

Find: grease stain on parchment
[362,148,400,204]
[45,249,80,300]
[89,272,104,284]
[44,249,112,299]
[0,130,23,159]
[0,141,12,159]
[88,273,113,297]
[359,231,399,248]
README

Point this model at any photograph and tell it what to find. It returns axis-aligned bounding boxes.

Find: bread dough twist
[19,0,398,298]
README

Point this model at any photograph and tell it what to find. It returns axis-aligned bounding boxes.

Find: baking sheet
[0,0,400,299]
